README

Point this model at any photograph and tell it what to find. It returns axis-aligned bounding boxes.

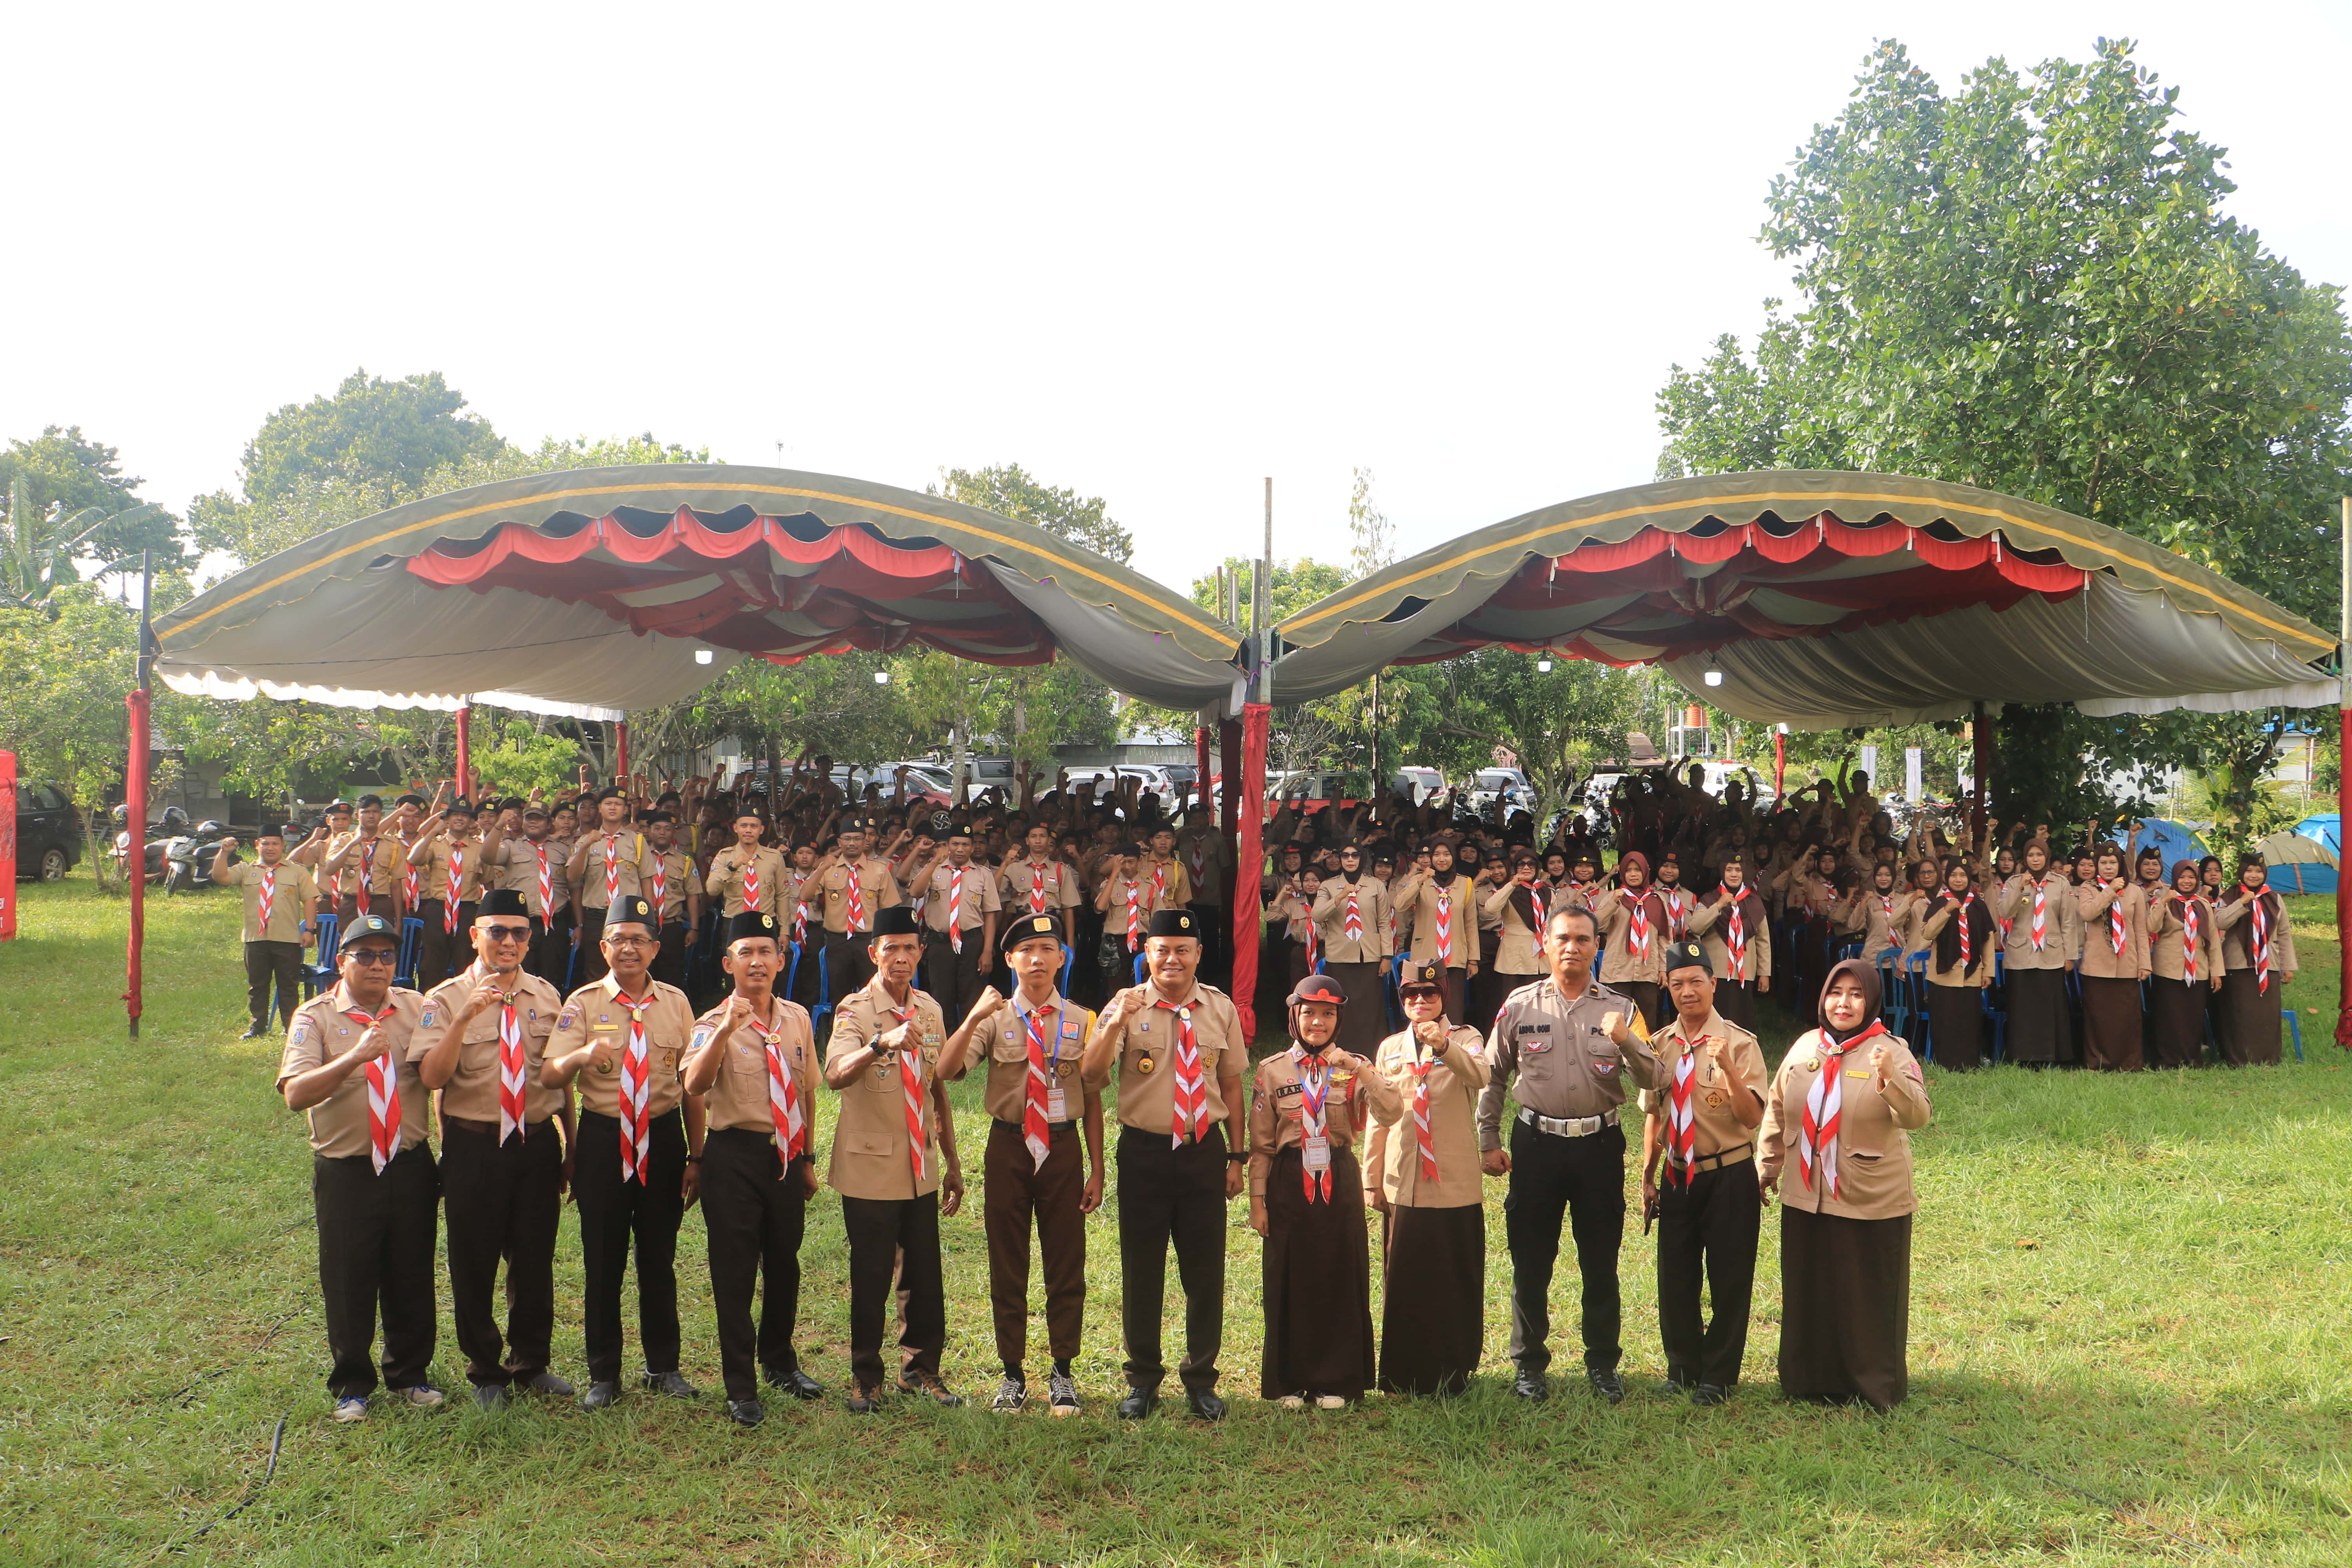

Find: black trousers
[841,1189,944,1387]
[1187,901,1227,987]
[244,939,303,1027]
[525,910,575,990]
[574,907,611,987]
[414,900,477,989]
[313,1143,439,1398]
[924,931,987,1032]
[1115,1123,1229,1394]
[700,1129,812,1401]
[439,1117,563,1388]
[821,935,875,1036]
[573,1107,686,1382]
[1503,1118,1626,1374]
[1655,1156,1762,1389]
[652,919,690,992]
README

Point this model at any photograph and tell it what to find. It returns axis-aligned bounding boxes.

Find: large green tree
[1656,38,2352,836]
[1,426,184,598]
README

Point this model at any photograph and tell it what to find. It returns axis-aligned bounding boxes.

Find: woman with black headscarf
[2146,860,2223,1068]
[1998,840,2078,1065]
[1758,960,1931,1410]
[2212,855,2297,1066]
[1393,838,1473,1024]
[1915,861,1994,1070]
[1310,842,1392,1058]
[1595,849,1670,1028]
[1690,858,1771,1029]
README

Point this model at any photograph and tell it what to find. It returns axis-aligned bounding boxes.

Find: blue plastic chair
[784,940,802,1004]
[2285,1009,2305,1062]
[301,911,342,1000]
[1901,951,1931,1061]
[1061,944,1077,995]
[813,948,835,1034]
[1132,949,1149,986]
[1877,950,1908,1037]
[395,916,426,991]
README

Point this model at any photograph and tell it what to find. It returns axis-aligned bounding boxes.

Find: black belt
[1664,1141,1753,1174]
[1517,1105,1621,1138]
[995,1116,1076,1133]
[443,1114,556,1138]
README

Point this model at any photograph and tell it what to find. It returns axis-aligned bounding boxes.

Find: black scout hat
[343,914,399,944]
[1664,938,1711,977]
[1146,907,1200,940]
[1396,960,1446,993]
[1007,913,1065,949]
[871,904,921,938]
[605,895,657,931]
[726,909,780,946]
[477,888,529,920]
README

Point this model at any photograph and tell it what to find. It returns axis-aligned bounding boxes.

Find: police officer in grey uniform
[1477,904,1660,1404]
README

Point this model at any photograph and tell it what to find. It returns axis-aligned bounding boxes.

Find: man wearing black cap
[1079,906,1248,1421]
[639,809,699,993]
[683,909,825,1425]
[409,889,573,1408]
[406,794,505,988]
[823,904,969,1412]
[911,816,1002,1032]
[320,795,403,929]
[503,801,575,987]
[809,817,902,1032]
[542,894,705,1410]
[1637,937,1766,1406]
[943,912,1101,1416]
[566,788,648,990]
[214,824,323,1038]
[1174,800,1232,984]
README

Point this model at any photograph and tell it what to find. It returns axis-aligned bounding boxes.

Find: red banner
[0,750,17,940]
[1229,704,1271,1042]
[125,691,149,1024]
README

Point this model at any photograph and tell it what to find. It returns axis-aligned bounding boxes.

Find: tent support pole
[1972,701,1991,845]
[125,549,153,1042]
[455,702,473,802]
[2336,497,2349,1051]
[615,717,628,785]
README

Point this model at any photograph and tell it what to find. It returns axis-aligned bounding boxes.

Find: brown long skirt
[1261,1147,1376,1401]
[2214,969,2283,1066]
[2079,975,2144,1071]
[1716,978,1757,1031]
[1377,1203,1485,1396]
[2149,976,2210,1068]
[1324,961,1388,1058]
[1777,1207,1911,1411]
[1925,982,1982,1071]
[2004,967,2069,1063]
[1618,980,1662,1033]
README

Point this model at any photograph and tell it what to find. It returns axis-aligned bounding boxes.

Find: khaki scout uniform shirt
[550,975,695,1120]
[705,844,788,918]
[921,858,1002,937]
[1476,975,1662,1151]
[690,995,819,1145]
[1175,828,1229,903]
[417,832,493,906]
[641,845,694,925]
[2074,880,2148,979]
[1393,872,1475,971]
[407,962,566,1124]
[1759,1028,1931,1221]
[2214,889,2299,974]
[1000,856,1083,917]
[221,859,319,943]
[1916,896,1995,986]
[825,980,949,1200]
[1084,982,1246,1136]
[817,855,903,935]
[277,984,431,1159]
[1248,1044,1393,1200]
[1636,1009,1767,1169]
[1856,890,1907,965]
[1363,1023,1489,1209]
[1140,855,1193,913]
[1688,892,1773,985]
[1592,886,1668,987]
[1311,875,1393,963]
[323,833,406,905]
[1481,881,1546,975]
[2000,873,2080,969]
[505,836,573,920]
[575,830,650,912]
[2146,895,2224,983]
[966,989,1094,1123]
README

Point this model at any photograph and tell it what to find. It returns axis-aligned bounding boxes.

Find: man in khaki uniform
[944,913,1102,1416]
[214,825,323,1039]
[1477,904,1661,1405]
[639,809,699,993]
[567,788,650,990]
[410,889,573,1409]
[1636,939,1765,1405]
[823,904,969,1412]
[1141,824,1194,926]
[705,805,788,920]
[542,895,704,1409]
[1174,800,1232,984]
[319,795,406,927]
[406,798,504,989]
[914,817,1002,1028]
[276,915,440,1421]
[811,817,904,1027]
[683,909,825,1426]
[1080,907,1248,1421]
[1000,822,1084,921]
[503,802,576,989]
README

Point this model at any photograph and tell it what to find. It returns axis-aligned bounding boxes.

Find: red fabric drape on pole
[1773,730,1787,804]
[455,704,473,801]
[1229,704,1271,1042]
[124,690,151,1035]
[0,750,18,940]
[1194,725,1211,813]
[2337,704,2351,1050]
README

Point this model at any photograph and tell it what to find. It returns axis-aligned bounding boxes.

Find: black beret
[477,889,529,919]
[1397,960,1446,992]
[1006,913,1065,949]
[1115,842,1143,858]
[1664,938,1711,977]
[343,914,399,944]
[1146,907,1199,940]
[355,794,384,810]
[445,798,475,816]
[641,809,674,826]
[871,904,921,937]
[395,793,426,808]
[726,910,781,946]
[1287,972,1348,1009]
[605,895,657,930]
[325,799,353,814]
[595,786,624,802]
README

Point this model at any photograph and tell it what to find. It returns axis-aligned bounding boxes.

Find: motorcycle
[113,804,191,887]
[163,819,234,895]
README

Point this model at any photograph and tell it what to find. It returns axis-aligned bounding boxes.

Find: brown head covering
[1816,957,1883,1043]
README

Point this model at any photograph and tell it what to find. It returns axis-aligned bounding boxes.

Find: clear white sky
[10,2,2348,595]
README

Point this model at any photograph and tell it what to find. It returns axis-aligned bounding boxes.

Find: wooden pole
[2336,497,2349,1050]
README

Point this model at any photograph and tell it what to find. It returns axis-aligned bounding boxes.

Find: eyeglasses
[344,948,398,966]
[480,925,532,943]
[604,933,653,949]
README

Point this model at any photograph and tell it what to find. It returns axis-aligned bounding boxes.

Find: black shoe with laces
[726,1397,764,1426]
[1586,1367,1626,1405]
[1114,1386,1159,1420]
[643,1370,700,1400]
[1691,1383,1728,1407]
[1185,1388,1226,1422]
[580,1380,620,1410]
[764,1366,823,1401]
[1512,1369,1550,1402]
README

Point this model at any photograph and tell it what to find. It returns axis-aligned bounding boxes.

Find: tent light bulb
[1536,658,1553,673]
[1704,669,1724,687]
[694,648,714,665]
[874,670,890,685]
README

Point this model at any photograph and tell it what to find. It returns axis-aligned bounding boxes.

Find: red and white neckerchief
[1157,996,1208,1147]
[1955,892,1978,970]
[1123,878,1143,952]
[1290,1045,1334,1202]
[1408,1036,1441,1182]
[443,841,466,933]
[1299,906,1319,970]
[601,833,624,910]
[256,864,278,934]
[1726,897,1748,978]
[1628,887,1653,962]
[492,974,528,1143]
[346,1001,401,1174]
[2180,898,2201,985]
[2250,893,2274,993]
[744,1007,805,1165]
[1662,887,1691,941]
[1025,861,1051,915]
[1344,882,1363,945]
[2029,877,2049,951]
[615,991,657,1185]
[741,851,762,915]
[1663,1041,1700,1187]
[2108,886,2128,956]
[789,877,809,948]
[1187,836,1207,891]
[1021,1000,1060,1169]
[879,995,927,1185]
[1150,858,1171,912]
[845,862,868,932]
[648,851,669,924]
[354,837,377,915]
[1432,884,1454,965]
[947,864,966,954]
[1878,891,1897,931]
[401,834,420,911]
[1798,1021,1887,1200]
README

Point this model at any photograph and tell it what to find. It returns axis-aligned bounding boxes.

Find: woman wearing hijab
[2146,860,2223,1068]
[1463,840,1508,1036]
[1915,862,1995,1070]
[1363,960,1490,1397]
[1393,838,1474,1025]
[1854,861,1908,970]
[1998,840,2077,1066]
[1758,960,1932,1410]
[2212,855,2297,1066]
[1595,849,1670,1027]
[1483,847,1549,1004]
[1247,974,1386,1408]
[1690,858,1771,1029]
[1310,843,1392,1059]
[2074,844,2149,1071]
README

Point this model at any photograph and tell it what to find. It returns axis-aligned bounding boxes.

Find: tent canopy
[154,465,1245,720]
[1270,471,2339,727]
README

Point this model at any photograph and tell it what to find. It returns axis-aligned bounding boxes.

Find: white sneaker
[400,1384,446,1408]
[332,1396,369,1423]
[1315,1394,1348,1411]
[991,1376,1027,1412]
[1278,1394,1307,1410]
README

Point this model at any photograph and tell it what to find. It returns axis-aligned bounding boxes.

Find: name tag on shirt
[1047,1082,1067,1121]
[1302,1133,1330,1173]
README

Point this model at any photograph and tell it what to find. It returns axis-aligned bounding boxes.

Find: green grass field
[2,873,2348,1566]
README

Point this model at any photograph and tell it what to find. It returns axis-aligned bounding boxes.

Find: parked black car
[15,780,83,882]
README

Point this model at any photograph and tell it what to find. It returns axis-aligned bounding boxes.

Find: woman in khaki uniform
[1998,840,2078,1065]
[1311,844,1392,1058]
[1247,973,1388,1408]
[1593,850,1669,1028]
[1914,862,1994,1070]
[1391,838,1475,1024]
[1689,859,1770,1030]
[1855,862,1908,969]
[1759,960,1931,1410]
[2212,855,2297,1066]
[2074,845,2149,1070]
[2146,860,2225,1067]
[1483,849,1549,1000]
[1363,961,1490,1396]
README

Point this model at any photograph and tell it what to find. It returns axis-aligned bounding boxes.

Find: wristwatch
[1225,1151,1249,1163]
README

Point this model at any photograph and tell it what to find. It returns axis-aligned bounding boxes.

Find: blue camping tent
[2261,814,2341,895]
[2295,813,2339,854]
[2129,818,2210,873]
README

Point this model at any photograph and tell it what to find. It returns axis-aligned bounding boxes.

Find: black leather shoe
[765,1366,824,1401]
[643,1370,700,1400]
[580,1380,621,1410]
[1185,1388,1227,1422]
[1512,1369,1549,1402]
[1587,1367,1626,1405]
[524,1372,574,1398]
[1662,1367,1693,1394]
[846,1381,882,1415]
[1691,1383,1728,1407]
[726,1397,765,1426]
[472,1383,508,1411]
[1114,1387,1159,1420]
[238,1024,269,1040]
